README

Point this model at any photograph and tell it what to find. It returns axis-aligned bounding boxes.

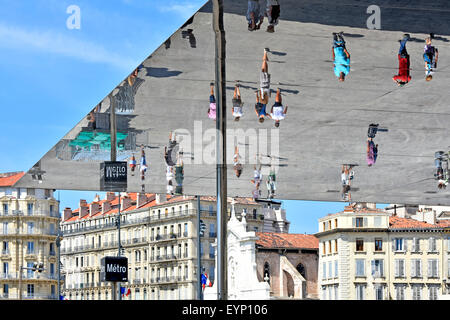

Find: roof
[389,216,440,229]
[0,172,25,187]
[256,232,319,250]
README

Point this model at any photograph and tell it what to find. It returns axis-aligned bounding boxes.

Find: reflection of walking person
[208,83,216,121]
[175,154,184,195]
[129,154,137,176]
[255,90,269,123]
[247,0,264,31]
[270,88,288,128]
[424,35,438,81]
[140,146,148,181]
[266,0,280,33]
[368,124,379,139]
[341,165,353,201]
[165,132,177,167]
[232,83,244,122]
[166,166,174,194]
[233,146,243,178]
[260,48,271,98]
[393,34,411,86]
[332,32,350,82]
[367,138,378,167]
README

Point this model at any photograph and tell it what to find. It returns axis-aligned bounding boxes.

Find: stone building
[255,232,319,299]
[60,193,286,300]
[316,202,450,300]
[0,172,60,300]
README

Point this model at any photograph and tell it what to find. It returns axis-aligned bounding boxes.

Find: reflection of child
[140,147,148,181]
[208,83,217,121]
[234,146,243,178]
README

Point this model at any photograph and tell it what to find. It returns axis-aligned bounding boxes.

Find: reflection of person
[270,88,288,128]
[368,124,379,139]
[367,138,378,167]
[266,0,280,33]
[232,83,244,122]
[332,32,350,82]
[233,146,243,178]
[87,106,100,130]
[424,35,438,81]
[166,166,174,194]
[255,90,269,123]
[129,155,137,176]
[266,158,277,199]
[247,0,264,31]
[164,132,177,167]
[127,68,139,87]
[175,155,184,195]
[435,151,445,181]
[393,34,411,86]
[140,146,148,181]
[208,83,217,121]
[260,48,271,98]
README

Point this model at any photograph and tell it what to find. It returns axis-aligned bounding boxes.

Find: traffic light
[199,220,207,237]
[32,263,44,273]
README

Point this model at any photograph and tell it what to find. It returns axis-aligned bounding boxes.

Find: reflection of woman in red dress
[129,155,136,176]
[392,34,411,86]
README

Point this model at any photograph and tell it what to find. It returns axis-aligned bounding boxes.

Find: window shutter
[392,239,396,252]
[427,260,432,278]
[411,259,416,277]
[395,260,399,277]
[352,218,356,227]
[428,237,432,252]
[371,260,375,276]
[412,237,416,252]
[418,260,422,277]
[434,260,438,277]
[380,260,384,276]
[363,218,368,227]
[404,238,408,252]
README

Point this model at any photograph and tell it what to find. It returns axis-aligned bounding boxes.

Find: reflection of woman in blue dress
[140,147,148,181]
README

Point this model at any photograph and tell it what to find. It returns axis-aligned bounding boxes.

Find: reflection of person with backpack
[266,0,280,33]
[423,34,438,81]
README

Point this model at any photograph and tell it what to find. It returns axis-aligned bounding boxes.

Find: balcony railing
[0,210,60,219]
[1,249,10,255]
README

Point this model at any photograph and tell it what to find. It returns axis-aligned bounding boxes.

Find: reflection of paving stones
[15,0,450,205]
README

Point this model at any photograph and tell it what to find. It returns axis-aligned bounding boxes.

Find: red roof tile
[389,216,439,229]
[256,232,319,250]
[0,172,25,187]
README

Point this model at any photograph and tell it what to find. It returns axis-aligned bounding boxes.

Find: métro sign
[100,161,127,192]
[100,257,128,282]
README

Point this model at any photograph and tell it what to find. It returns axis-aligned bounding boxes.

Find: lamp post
[56,229,63,300]
[18,263,44,300]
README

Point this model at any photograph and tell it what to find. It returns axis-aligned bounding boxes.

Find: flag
[120,287,126,296]
[126,288,131,297]
[201,273,212,290]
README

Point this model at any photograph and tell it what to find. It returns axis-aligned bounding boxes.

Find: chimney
[121,197,132,211]
[79,201,89,219]
[89,202,100,217]
[155,194,167,205]
[63,208,72,221]
[94,194,100,202]
[106,192,116,201]
[102,201,111,214]
[424,210,437,225]
[137,193,148,208]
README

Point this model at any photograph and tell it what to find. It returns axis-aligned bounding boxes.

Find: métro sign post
[100,257,128,282]
[100,161,127,192]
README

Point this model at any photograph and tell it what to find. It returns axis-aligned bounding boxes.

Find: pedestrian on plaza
[332,32,350,82]
[265,0,281,33]
[393,34,411,86]
[233,146,243,178]
[232,82,244,122]
[247,0,264,31]
[270,88,288,128]
[254,90,269,123]
[208,82,216,121]
[424,34,439,81]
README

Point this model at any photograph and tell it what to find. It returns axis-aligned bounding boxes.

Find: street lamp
[18,263,44,300]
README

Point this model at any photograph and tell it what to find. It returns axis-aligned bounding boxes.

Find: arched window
[264,262,270,284]
[296,263,306,279]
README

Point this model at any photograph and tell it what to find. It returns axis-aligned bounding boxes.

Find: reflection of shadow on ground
[165,38,171,49]
[342,33,364,38]
[226,84,258,91]
[434,35,450,42]
[182,29,197,48]
[143,67,183,78]
[408,37,425,43]
[278,88,300,95]
[270,51,287,56]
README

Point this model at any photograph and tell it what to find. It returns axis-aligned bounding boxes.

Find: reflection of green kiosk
[69,131,128,151]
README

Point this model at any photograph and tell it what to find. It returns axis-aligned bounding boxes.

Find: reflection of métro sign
[100,257,128,282]
[100,161,127,191]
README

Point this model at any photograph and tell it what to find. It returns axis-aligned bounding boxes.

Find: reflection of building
[255,232,319,299]
[316,203,450,300]
[60,193,285,300]
[0,172,60,300]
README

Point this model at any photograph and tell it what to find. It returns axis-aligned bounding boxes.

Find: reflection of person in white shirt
[270,88,288,128]
[231,82,244,121]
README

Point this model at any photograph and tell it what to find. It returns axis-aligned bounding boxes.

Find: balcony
[49,251,56,256]
[1,249,10,256]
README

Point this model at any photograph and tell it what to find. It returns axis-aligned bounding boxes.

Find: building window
[184,223,188,237]
[334,219,338,228]
[2,223,7,235]
[428,237,437,253]
[322,243,326,255]
[374,285,384,300]
[296,263,306,279]
[356,284,365,300]
[374,217,381,227]
[3,284,9,298]
[411,259,422,278]
[2,241,8,254]
[27,222,34,235]
[395,285,405,300]
[395,259,405,278]
[355,217,364,228]
[375,239,383,251]
[427,259,439,278]
[27,284,35,298]
[412,285,422,300]
[27,242,34,254]
[371,259,384,277]
[328,241,332,253]
[394,238,404,252]
[322,262,326,280]
[264,262,270,284]
[2,204,8,215]
[428,285,439,300]
[355,259,365,277]
[334,261,338,278]
[3,262,8,275]
[334,239,338,253]
[328,261,332,279]
[412,237,421,252]
[27,203,34,215]
[356,239,364,252]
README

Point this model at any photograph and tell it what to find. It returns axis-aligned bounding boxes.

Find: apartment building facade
[0,172,60,300]
[60,193,282,300]
[316,203,450,300]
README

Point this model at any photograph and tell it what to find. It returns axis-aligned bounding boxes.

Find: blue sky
[0,0,379,235]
